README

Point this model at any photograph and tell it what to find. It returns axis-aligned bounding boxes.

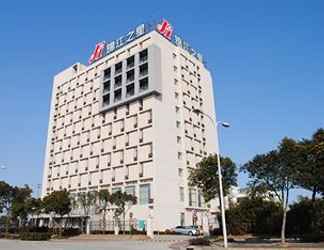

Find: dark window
[104,68,111,79]
[114,89,122,102]
[126,83,135,97]
[103,93,110,106]
[139,49,148,62]
[114,75,122,89]
[103,80,111,92]
[139,77,149,91]
[126,69,135,83]
[139,99,143,109]
[115,62,122,74]
[127,56,135,68]
[139,63,148,77]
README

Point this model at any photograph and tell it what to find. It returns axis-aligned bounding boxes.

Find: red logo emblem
[157,20,173,40]
[89,42,106,64]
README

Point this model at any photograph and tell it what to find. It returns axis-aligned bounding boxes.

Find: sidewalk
[66,234,192,243]
[66,234,149,241]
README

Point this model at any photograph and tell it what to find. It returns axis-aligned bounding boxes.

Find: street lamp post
[193,108,230,248]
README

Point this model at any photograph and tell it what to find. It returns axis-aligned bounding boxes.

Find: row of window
[103,63,148,93]
[52,183,152,205]
[103,49,148,79]
[48,158,153,182]
[52,110,152,144]
[103,77,149,105]
[49,142,153,167]
[51,125,152,155]
[53,98,150,132]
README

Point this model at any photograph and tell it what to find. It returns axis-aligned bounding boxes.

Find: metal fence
[89,219,146,233]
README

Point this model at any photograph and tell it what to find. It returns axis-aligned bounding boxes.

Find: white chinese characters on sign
[175,35,203,63]
[88,20,203,65]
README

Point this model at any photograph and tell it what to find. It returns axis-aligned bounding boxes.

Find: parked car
[173,225,200,236]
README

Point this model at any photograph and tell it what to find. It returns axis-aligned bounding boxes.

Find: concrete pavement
[0,239,171,250]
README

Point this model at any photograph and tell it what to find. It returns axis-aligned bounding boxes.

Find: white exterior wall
[42,30,217,231]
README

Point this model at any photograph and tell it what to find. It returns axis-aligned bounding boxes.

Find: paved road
[0,239,171,250]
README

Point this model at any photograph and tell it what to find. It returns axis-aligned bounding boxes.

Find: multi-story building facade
[42,20,218,231]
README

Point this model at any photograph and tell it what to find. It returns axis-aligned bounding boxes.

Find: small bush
[154,229,177,235]
[91,230,114,234]
[0,233,20,239]
[189,237,210,246]
[209,228,222,236]
[28,226,50,233]
[20,232,51,241]
[300,232,324,243]
[61,228,81,237]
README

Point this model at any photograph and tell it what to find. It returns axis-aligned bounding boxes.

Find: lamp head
[221,122,230,128]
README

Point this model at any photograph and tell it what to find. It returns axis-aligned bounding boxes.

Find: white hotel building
[42,21,218,231]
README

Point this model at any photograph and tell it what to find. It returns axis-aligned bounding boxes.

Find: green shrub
[223,197,282,236]
[300,232,323,243]
[20,232,51,241]
[189,237,210,246]
[287,198,324,241]
[61,228,81,237]
[154,229,177,235]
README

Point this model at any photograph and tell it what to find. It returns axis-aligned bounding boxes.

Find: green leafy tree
[43,190,71,235]
[189,154,237,209]
[11,185,33,228]
[242,138,302,244]
[0,182,15,234]
[0,181,14,213]
[296,128,324,201]
[26,198,43,227]
[110,191,137,233]
[0,182,33,233]
[77,191,97,233]
[97,190,112,233]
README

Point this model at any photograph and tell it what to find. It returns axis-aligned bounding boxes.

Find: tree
[26,198,43,227]
[0,181,14,233]
[43,190,71,235]
[225,197,282,236]
[287,197,324,242]
[97,190,112,233]
[295,128,324,201]
[189,154,238,209]
[0,182,34,233]
[11,185,33,228]
[77,191,97,233]
[242,138,302,244]
[110,191,137,234]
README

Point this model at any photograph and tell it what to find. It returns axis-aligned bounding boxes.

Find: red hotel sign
[156,20,173,40]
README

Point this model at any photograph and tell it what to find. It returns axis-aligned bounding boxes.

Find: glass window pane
[139,184,150,205]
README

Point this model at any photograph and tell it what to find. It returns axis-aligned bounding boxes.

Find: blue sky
[0,1,323,200]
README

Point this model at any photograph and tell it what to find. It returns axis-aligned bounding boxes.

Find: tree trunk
[102,210,106,234]
[312,186,317,202]
[123,212,126,235]
[281,188,289,244]
[59,216,63,237]
[5,215,10,236]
